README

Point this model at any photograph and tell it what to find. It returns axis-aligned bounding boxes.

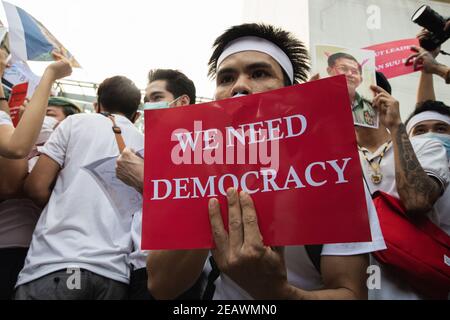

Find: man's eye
[414,129,426,135]
[252,70,269,79]
[219,75,234,85]
[151,96,163,102]
[436,126,449,133]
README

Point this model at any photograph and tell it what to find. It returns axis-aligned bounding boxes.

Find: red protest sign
[8,82,28,127]
[365,38,420,79]
[142,75,371,250]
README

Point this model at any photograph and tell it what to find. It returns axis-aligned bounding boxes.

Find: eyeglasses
[333,65,361,76]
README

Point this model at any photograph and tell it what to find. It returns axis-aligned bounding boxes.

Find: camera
[412,5,450,51]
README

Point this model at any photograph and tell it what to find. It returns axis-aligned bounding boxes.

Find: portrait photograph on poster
[313,44,378,129]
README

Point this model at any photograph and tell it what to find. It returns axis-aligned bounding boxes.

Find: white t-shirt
[213,185,386,300]
[359,137,450,300]
[0,110,12,126]
[16,113,144,287]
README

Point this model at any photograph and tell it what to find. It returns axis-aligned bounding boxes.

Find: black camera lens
[412,5,447,35]
[412,5,450,51]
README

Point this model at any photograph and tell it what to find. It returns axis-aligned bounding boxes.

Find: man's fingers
[405,53,419,66]
[410,46,420,53]
[309,73,320,82]
[51,51,64,61]
[209,198,228,252]
[240,191,263,247]
[227,188,243,251]
[370,85,387,96]
[413,55,424,71]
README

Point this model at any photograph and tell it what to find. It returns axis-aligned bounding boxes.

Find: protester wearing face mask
[0,96,79,300]
[115,69,203,300]
[405,101,450,235]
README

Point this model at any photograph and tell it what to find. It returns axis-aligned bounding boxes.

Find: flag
[2,1,80,67]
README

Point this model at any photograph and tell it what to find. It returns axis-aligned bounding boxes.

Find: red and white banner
[142,75,371,250]
[8,82,28,127]
[365,38,420,79]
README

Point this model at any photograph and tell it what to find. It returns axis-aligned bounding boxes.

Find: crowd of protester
[0,21,449,300]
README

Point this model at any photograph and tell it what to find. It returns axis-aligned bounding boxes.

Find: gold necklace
[359,141,392,185]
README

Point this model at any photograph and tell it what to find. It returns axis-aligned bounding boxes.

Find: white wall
[242,0,310,48]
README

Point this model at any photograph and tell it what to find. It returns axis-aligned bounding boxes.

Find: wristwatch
[0,97,8,101]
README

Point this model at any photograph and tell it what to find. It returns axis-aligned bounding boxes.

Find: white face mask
[420,132,450,159]
[43,116,59,130]
[36,116,59,145]
[143,96,184,110]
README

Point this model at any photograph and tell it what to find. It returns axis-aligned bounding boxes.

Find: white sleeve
[322,183,387,256]
[40,117,72,167]
[0,110,12,126]
[411,137,450,191]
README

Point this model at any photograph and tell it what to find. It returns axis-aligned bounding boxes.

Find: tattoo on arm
[394,124,441,214]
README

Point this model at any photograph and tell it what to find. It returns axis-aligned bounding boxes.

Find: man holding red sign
[144,23,386,300]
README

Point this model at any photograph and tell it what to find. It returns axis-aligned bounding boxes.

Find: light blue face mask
[421,132,450,159]
[143,96,183,110]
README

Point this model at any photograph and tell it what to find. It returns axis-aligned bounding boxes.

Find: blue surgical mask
[143,101,170,110]
[143,96,184,110]
[421,132,450,158]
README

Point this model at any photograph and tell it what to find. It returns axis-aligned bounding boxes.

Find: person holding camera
[409,6,450,90]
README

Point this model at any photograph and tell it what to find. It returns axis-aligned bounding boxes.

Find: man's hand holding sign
[208,189,289,300]
[142,76,371,251]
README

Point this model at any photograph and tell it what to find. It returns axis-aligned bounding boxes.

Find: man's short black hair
[97,76,141,121]
[405,100,450,125]
[148,69,196,104]
[328,52,362,74]
[208,23,310,86]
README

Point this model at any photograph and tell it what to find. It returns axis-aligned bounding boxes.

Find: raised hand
[44,51,73,81]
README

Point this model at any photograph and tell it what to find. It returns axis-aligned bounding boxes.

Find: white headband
[217,36,294,84]
[406,111,450,134]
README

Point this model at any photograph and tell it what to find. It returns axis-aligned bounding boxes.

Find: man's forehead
[146,80,168,93]
[335,58,359,67]
[218,50,282,72]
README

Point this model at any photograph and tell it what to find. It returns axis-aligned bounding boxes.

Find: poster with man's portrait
[313,45,378,129]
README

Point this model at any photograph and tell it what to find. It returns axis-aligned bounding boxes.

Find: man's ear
[179,94,191,107]
[326,67,333,75]
[132,111,141,124]
[94,102,100,113]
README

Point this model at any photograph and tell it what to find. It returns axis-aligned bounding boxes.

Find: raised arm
[0,52,72,159]
[371,85,442,217]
